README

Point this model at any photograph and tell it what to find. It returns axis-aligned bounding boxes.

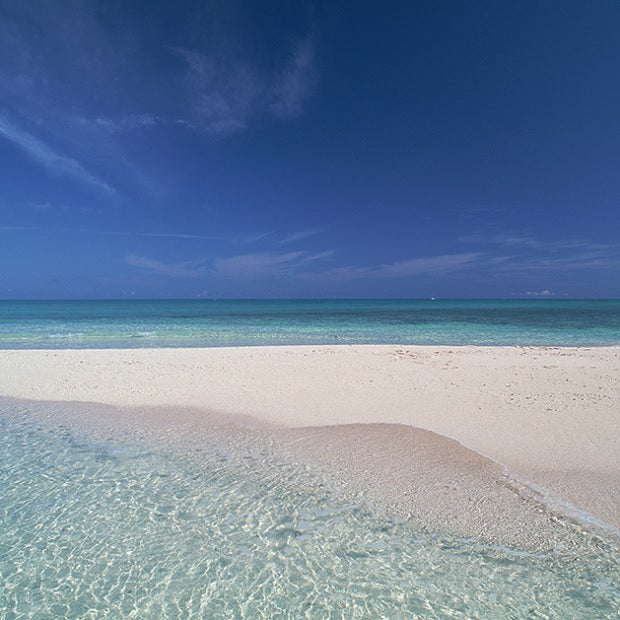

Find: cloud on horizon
[322,253,484,281]
[124,249,333,281]
[125,255,207,279]
[124,250,480,283]
[215,250,333,279]
[459,232,620,274]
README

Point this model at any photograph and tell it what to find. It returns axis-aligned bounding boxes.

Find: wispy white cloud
[215,250,332,278]
[526,289,555,297]
[0,7,163,199]
[0,225,39,231]
[73,114,159,134]
[215,251,303,277]
[0,116,116,197]
[125,255,207,278]
[124,249,333,281]
[233,231,275,245]
[0,1,317,213]
[323,253,483,281]
[0,4,150,197]
[278,227,323,244]
[102,230,221,241]
[173,47,256,134]
[451,206,510,222]
[180,250,479,292]
[271,38,317,117]
[108,227,317,246]
[24,201,52,211]
[61,113,164,198]
[491,252,620,272]
[458,232,620,275]
[460,232,614,252]
[173,34,317,135]
[375,253,483,277]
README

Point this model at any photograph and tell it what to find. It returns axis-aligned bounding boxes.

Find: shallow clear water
[1,299,619,348]
[1,401,618,619]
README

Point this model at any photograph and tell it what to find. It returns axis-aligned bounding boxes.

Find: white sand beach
[1,345,618,530]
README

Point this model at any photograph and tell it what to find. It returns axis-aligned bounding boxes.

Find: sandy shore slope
[1,345,618,527]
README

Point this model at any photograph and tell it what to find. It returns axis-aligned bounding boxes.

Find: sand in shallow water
[3,396,615,553]
[0,345,618,530]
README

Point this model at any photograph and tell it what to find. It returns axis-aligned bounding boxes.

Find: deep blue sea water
[1,299,619,348]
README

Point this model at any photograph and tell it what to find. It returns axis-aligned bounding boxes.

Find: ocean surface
[1,299,619,618]
[1,298,619,348]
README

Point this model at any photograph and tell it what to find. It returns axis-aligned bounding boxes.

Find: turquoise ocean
[1,298,619,349]
[1,300,619,618]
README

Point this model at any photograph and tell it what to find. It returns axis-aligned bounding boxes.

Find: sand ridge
[0,345,618,527]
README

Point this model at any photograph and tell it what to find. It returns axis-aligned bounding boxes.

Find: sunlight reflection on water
[0,400,618,619]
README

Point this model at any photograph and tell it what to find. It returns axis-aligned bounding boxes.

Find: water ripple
[0,404,618,619]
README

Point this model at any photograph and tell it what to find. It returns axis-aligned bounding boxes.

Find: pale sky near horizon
[1,0,619,299]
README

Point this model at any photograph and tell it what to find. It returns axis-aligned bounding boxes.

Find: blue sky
[1,0,619,299]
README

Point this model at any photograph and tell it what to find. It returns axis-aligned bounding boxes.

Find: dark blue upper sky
[1,0,619,298]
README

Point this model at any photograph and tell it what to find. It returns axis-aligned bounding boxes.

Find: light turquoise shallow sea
[1,399,618,619]
[1,300,619,618]
[1,299,619,348]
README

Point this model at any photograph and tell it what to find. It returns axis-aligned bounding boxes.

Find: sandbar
[0,345,618,530]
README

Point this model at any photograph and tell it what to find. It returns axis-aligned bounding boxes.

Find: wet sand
[0,345,618,532]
